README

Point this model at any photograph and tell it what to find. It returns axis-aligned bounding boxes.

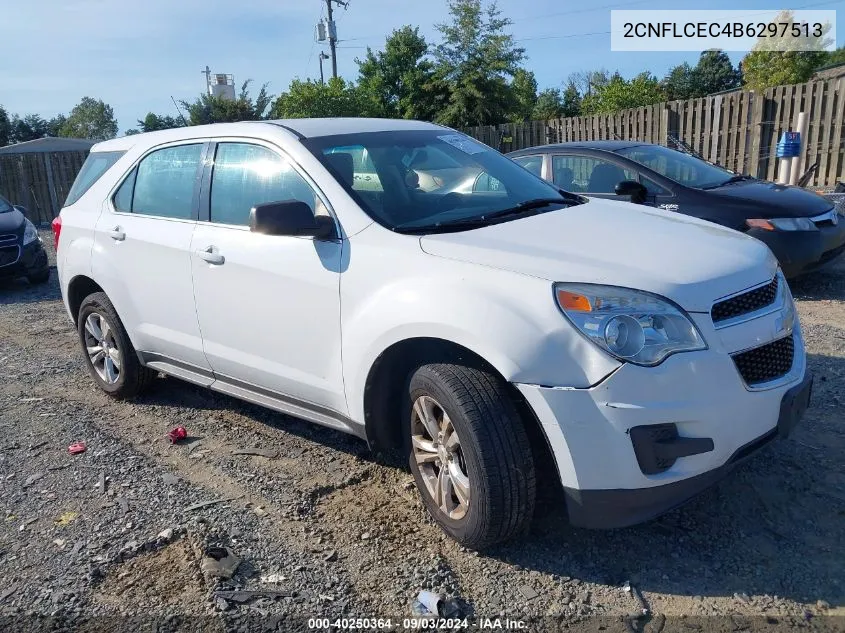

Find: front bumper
[516,308,810,529]
[748,222,845,278]
[0,240,48,279]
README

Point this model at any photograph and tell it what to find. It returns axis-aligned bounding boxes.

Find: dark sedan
[506,141,845,278]
[0,195,50,285]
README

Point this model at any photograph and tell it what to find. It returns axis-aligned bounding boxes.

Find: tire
[405,363,536,549]
[27,268,50,285]
[77,292,155,399]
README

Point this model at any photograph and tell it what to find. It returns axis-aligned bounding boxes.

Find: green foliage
[433,0,525,127]
[823,46,845,67]
[0,106,10,146]
[270,77,370,119]
[59,97,118,140]
[181,81,271,125]
[532,88,563,120]
[509,69,538,122]
[138,112,184,132]
[356,26,447,120]
[663,51,741,100]
[12,114,49,142]
[560,82,582,117]
[581,72,664,114]
[741,11,831,90]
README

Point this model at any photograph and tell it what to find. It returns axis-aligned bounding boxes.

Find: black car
[507,141,845,278]
[0,194,50,285]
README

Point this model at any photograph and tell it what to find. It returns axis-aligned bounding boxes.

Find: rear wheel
[77,292,155,399]
[406,363,536,549]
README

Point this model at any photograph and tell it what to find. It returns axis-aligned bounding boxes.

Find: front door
[551,154,642,202]
[190,140,346,413]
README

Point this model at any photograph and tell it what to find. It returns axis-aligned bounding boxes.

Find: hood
[419,198,778,313]
[0,207,25,235]
[703,180,833,218]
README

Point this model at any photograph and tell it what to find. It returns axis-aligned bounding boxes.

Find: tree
[270,77,367,119]
[356,26,446,120]
[581,72,664,114]
[509,69,538,122]
[433,0,525,127]
[560,82,582,117]
[137,112,183,132]
[694,50,741,95]
[9,114,49,142]
[567,69,610,98]
[182,80,272,125]
[0,106,11,146]
[741,11,830,90]
[825,46,845,67]
[662,62,697,100]
[59,97,118,140]
[532,88,563,120]
[46,115,67,137]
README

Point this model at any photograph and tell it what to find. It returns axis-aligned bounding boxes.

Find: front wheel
[406,363,536,549]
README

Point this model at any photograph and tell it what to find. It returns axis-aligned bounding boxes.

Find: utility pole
[325,0,347,79]
[319,52,330,84]
[202,65,212,94]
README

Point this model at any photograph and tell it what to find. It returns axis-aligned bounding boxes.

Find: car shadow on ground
[0,268,60,305]
[788,261,845,301]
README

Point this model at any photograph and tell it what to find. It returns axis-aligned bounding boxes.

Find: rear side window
[114,144,203,219]
[512,155,543,177]
[65,151,125,207]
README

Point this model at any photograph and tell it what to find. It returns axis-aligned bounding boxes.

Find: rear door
[91,141,213,375]
[189,139,346,413]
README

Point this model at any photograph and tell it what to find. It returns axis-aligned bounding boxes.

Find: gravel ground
[0,230,843,632]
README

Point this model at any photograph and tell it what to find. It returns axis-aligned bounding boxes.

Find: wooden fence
[463,75,845,188]
[0,150,88,224]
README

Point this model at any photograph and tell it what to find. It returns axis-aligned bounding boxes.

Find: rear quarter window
[64,151,125,207]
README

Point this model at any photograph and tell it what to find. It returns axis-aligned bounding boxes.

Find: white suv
[54,119,812,548]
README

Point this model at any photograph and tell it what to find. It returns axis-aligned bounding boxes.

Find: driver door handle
[195,246,225,265]
[108,226,125,241]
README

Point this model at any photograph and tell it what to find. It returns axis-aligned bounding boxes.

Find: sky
[1,0,843,133]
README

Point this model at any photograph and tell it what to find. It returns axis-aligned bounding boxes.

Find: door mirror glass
[615,179,648,203]
[249,200,335,239]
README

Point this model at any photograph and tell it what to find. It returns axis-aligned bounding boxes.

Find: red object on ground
[68,441,86,455]
[168,426,187,444]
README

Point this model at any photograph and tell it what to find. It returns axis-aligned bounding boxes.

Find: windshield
[303,130,577,232]
[616,144,735,189]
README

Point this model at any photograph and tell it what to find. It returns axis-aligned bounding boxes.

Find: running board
[139,352,365,440]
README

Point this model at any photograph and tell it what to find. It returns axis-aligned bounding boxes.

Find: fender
[340,259,620,424]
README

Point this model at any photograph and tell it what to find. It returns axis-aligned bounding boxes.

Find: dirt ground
[0,230,843,633]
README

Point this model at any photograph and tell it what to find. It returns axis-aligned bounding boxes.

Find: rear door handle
[108,226,125,241]
[195,246,225,265]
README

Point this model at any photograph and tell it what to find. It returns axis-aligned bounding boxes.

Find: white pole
[778,158,792,184]
[789,112,808,186]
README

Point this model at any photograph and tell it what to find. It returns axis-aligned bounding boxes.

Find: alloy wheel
[83,312,121,385]
[410,395,470,520]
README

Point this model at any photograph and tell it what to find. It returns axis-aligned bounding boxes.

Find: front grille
[0,233,17,246]
[0,245,20,267]
[712,276,779,324]
[732,335,794,386]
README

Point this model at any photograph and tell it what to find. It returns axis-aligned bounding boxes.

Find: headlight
[746,217,817,231]
[554,283,707,366]
[23,219,40,245]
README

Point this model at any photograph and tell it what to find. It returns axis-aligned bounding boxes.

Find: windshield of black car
[616,145,735,189]
[0,195,13,213]
[303,130,578,231]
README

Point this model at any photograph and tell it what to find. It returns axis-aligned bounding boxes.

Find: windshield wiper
[395,197,577,233]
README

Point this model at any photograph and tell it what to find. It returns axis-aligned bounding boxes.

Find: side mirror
[614,180,648,204]
[249,200,336,240]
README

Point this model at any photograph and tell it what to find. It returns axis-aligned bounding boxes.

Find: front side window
[304,130,578,232]
[209,143,322,226]
[552,155,636,193]
[115,144,203,219]
[616,145,734,189]
[65,150,125,207]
